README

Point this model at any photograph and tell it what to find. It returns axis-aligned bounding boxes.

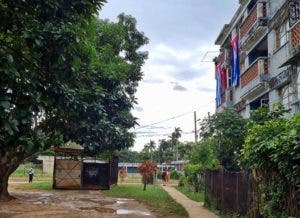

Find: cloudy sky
[100,0,239,151]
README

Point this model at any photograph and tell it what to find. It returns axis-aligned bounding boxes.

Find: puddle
[79,198,112,205]
[116,209,151,216]
[78,206,115,213]
[116,200,125,204]
[116,198,134,201]
[95,207,115,213]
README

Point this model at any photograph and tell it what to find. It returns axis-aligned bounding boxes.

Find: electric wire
[134,100,215,131]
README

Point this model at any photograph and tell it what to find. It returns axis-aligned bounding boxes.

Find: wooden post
[236,173,239,212]
[108,159,111,189]
[221,169,224,212]
[52,151,56,189]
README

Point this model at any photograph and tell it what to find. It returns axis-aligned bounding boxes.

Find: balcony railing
[289,0,300,27]
[241,57,269,98]
[239,2,268,46]
[290,22,300,51]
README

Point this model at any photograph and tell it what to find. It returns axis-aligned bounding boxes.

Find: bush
[170,169,182,180]
[157,170,162,179]
[138,161,157,190]
[184,164,204,192]
[241,110,300,217]
[178,175,187,187]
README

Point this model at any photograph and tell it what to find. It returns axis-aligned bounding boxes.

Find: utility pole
[194,111,198,143]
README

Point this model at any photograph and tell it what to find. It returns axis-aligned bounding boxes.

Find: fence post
[236,173,239,213]
[221,169,224,212]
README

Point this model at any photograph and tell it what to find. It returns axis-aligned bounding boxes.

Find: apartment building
[214,0,300,118]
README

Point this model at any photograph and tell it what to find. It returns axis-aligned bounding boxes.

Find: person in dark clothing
[162,168,169,186]
[28,167,34,183]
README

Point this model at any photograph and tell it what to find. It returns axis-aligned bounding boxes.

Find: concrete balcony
[241,57,269,100]
[225,101,234,108]
[290,21,300,54]
[239,2,268,51]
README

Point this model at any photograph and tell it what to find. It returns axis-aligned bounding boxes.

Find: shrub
[184,164,204,192]
[156,170,162,179]
[138,160,157,191]
[241,112,300,217]
[178,175,187,187]
[170,169,182,180]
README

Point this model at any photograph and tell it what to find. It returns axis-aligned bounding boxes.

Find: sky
[100,0,239,151]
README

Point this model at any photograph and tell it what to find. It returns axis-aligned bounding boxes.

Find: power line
[134,110,194,130]
[135,131,194,138]
[135,100,215,130]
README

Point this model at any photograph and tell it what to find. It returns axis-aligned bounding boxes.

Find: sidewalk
[161,185,218,218]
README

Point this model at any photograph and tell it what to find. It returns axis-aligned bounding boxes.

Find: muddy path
[0,189,176,218]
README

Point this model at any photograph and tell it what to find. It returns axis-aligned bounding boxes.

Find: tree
[169,127,182,161]
[116,149,142,163]
[141,140,156,160]
[177,142,193,160]
[199,108,246,170]
[157,139,173,163]
[138,160,157,191]
[0,1,148,200]
[241,108,299,217]
[184,138,220,192]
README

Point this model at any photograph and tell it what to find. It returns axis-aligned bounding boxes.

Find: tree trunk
[0,151,23,201]
[143,182,147,191]
[0,172,12,201]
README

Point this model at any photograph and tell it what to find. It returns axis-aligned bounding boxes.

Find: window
[289,0,300,27]
[276,21,289,49]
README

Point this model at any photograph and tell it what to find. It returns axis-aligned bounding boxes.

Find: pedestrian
[28,167,34,183]
[162,168,169,186]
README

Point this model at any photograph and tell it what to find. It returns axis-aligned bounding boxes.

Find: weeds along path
[161,185,218,218]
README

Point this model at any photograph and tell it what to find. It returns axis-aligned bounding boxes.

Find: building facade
[214,0,300,118]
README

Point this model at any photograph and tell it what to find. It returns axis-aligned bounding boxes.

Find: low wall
[37,156,54,174]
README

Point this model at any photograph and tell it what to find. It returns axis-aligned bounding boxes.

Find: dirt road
[0,189,161,218]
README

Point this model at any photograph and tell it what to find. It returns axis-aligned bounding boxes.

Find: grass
[176,185,204,202]
[10,164,52,181]
[11,181,53,191]
[103,184,188,217]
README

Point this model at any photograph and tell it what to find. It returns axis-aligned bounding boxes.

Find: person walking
[28,167,34,183]
[162,168,169,186]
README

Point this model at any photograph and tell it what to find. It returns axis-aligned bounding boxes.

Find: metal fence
[205,170,253,215]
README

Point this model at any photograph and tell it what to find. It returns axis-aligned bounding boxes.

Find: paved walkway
[161,185,218,218]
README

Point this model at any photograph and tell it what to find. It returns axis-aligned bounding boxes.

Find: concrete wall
[269,0,286,19]
[37,156,54,174]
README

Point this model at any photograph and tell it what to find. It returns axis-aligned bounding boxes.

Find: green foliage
[157,139,173,163]
[189,138,220,168]
[242,111,300,217]
[178,175,188,187]
[116,149,142,163]
[181,138,220,193]
[199,108,246,170]
[169,169,182,180]
[0,0,148,198]
[184,164,204,192]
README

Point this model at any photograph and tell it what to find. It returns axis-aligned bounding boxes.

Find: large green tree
[199,108,246,170]
[0,1,148,200]
[241,108,299,217]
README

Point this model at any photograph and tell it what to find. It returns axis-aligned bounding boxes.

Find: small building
[53,145,118,190]
[170,160,189,171]
[118,163,139,174]
[37,155,54,174]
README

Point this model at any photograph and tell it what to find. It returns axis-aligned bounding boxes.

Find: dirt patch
[0,189,162,218]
